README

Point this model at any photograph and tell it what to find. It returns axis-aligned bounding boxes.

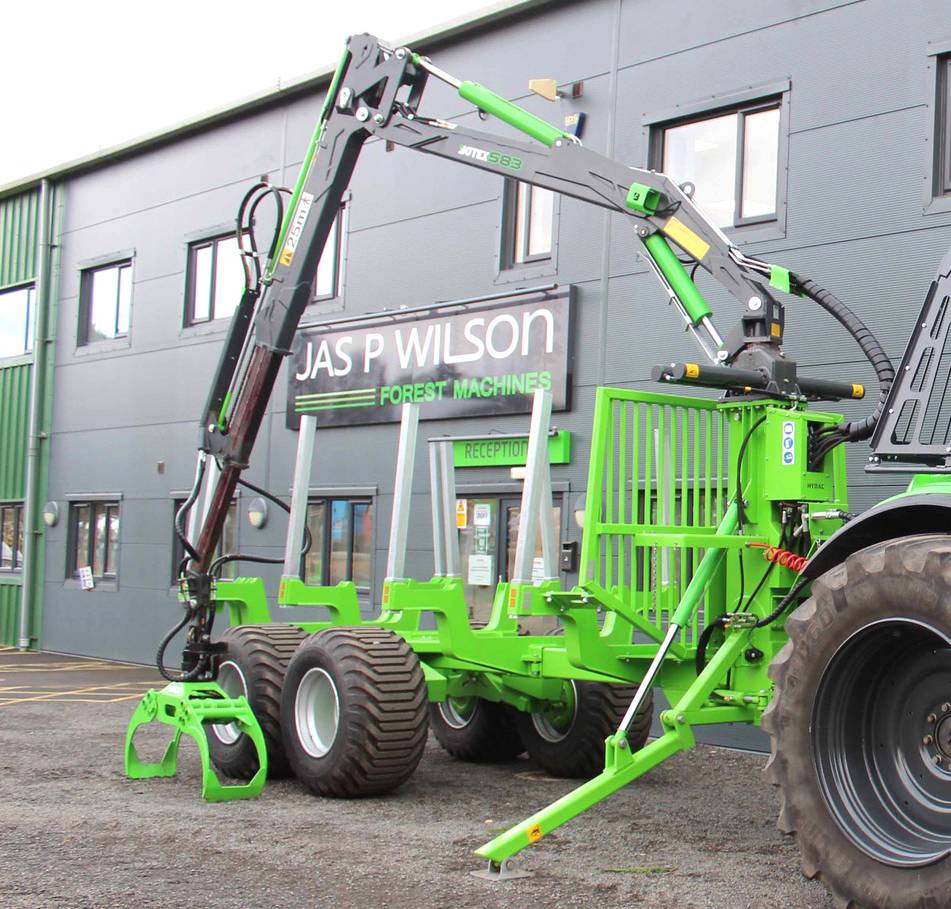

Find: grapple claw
[124,681,266,801]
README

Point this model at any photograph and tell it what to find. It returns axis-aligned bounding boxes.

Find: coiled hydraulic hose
[792,276,894,468]
[748,542,808,573]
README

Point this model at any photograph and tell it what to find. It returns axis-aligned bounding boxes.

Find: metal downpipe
[18,179,53,650]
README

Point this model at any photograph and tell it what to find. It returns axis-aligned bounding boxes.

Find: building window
[0,284,35,359]
[187,213,343,325]
[503,180,554,266]
[0,503,24,571]
[935,55,951,197]
[78,261,132,344]
[654,99,782,228]
[171,500,237,580]
[185,233,246,325]
[68,501,120,580]
[303,497,373,589]
[314,211,343,301]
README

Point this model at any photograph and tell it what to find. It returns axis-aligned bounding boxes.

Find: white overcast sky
[0,0,495,186]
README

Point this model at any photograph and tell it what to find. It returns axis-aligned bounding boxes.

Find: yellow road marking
[0,660,141,672]
[0,683,157,707]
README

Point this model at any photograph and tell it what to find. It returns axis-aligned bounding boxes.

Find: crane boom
[171,32,864,681]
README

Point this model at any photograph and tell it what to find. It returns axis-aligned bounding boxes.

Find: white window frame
[0,283,35,362]
[643,79,790,242]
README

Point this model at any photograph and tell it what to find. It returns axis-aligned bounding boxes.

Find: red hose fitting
[748,542,808,573]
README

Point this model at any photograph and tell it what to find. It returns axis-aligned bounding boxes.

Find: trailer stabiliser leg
[473,625,755,878]
[125,681,267,802]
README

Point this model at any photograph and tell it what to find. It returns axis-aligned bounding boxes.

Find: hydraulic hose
[795,276,894,440]
[791,276,894,467]
[735,415,767,530]
[206,477,312,577]
[155,607,202,682]
[174,456,207,565]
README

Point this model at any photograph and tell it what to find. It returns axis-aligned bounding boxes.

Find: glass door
[455,495,562,625]
[456,498,500,622]
[503,497,562,582]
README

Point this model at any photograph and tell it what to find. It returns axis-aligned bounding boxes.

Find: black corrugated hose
[792,275,894,469]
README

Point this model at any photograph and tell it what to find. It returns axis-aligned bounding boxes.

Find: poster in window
[78,566,95,590]
[467,553,494,586]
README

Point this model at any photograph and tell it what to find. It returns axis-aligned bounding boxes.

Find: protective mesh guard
[870,247,951,471]
[579,388,731,645]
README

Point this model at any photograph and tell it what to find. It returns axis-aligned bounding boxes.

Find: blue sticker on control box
[782,420,795,465]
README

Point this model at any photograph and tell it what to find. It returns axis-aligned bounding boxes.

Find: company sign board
[286,289,571,429]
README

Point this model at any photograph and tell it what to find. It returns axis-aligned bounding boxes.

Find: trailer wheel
[429,697,525,762]
[206,623,308,780]
[516,680,653,778]
[281,626,428,797]
[764,534,951,909]
[429,621,525,762]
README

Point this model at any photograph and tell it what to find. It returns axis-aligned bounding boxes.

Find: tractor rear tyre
[281,626,429,797]
[764,534,951,909]
[516,680,653,778]
[206,623,308,780]
[429,697,525,762]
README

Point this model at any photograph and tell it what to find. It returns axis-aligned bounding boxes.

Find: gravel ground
[0,692,835,909]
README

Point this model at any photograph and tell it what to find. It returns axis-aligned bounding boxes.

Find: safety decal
[662,216,710,262]
[279,192,315,267]
[782,420,795,466]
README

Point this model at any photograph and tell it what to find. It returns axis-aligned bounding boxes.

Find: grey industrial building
[2,0,951,672]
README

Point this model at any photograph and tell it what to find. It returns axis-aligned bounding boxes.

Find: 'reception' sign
[286,289,572,429]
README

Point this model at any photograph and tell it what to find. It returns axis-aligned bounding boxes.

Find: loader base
[124,681,267,802]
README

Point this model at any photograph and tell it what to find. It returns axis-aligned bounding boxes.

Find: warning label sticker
[278,192,315,267]
[782,420,795,466]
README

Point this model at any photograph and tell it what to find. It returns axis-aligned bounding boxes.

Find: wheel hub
[531,681,578,743]
[811,618,951,868]
[931,709,951,761]
[438,696,478,729]
[294,667,340,758]
[211,661,247,746]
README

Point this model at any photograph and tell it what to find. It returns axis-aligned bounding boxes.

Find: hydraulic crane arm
[169,33,879,681]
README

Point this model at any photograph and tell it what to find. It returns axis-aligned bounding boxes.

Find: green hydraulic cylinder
[458,81,569,147]
[643,233,713,326]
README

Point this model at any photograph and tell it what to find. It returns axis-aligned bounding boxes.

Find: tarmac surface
[0,647,835,909]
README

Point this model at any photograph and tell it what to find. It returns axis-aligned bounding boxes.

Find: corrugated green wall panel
[0,190,39,288]
[0,583,21,646]
[0,363,30,500]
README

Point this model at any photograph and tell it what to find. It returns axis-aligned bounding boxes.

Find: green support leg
[474,626,754,875]
[125,682,267,802]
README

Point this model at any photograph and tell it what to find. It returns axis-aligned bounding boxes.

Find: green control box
[762,408,838,501]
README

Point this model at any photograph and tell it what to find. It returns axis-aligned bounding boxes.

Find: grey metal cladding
[37,0,951,668]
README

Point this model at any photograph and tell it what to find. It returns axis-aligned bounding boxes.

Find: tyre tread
[207,623,308,780]
[284,626,428,797]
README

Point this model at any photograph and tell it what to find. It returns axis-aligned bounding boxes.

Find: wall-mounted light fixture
[573,494,586,530]
[42,501,59,527]
[248,497,268,529]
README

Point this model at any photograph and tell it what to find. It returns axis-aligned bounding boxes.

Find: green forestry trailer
[125,34,951,908]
